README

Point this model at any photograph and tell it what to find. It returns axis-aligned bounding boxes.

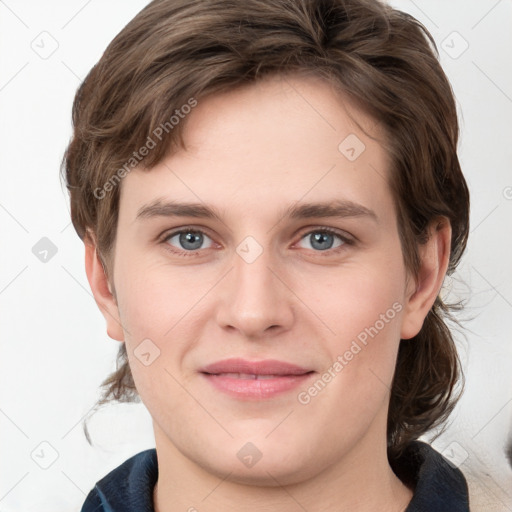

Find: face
[94,73,440,485]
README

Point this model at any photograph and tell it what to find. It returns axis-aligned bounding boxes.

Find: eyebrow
[136,199,378,224]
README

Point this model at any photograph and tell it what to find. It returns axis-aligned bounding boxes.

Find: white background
[0,1,511,511]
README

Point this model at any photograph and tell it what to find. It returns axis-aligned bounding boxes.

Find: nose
[215,241,294,339]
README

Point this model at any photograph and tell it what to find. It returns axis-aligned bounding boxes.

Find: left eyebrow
[135,199,378,224]
[285,200,378,223]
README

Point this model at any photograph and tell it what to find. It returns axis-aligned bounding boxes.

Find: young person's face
[88,73,449,485]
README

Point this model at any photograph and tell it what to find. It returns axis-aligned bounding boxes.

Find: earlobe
[400,218,452,340]
[84,241,125,342]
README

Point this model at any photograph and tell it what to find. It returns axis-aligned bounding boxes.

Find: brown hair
[61,0,470,462]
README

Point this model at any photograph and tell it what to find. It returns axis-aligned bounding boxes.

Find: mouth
[199,358,316,399]
[205,372,308,380]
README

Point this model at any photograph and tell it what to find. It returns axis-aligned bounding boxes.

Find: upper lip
[200,358,313,376]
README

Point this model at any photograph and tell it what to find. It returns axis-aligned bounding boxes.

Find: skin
[85,73,451,511]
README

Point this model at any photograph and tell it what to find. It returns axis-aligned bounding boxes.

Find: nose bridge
[218,234,292,336]
[235,238,275,297]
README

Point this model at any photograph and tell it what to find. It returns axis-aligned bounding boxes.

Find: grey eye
[166,230,213,251]
[297,230,346,251]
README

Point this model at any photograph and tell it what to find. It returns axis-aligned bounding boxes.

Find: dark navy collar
[81,440,469,511]
[399,441,470,511]
[82,448,158,512]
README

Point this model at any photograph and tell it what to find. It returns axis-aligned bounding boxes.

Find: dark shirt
[80,440,470,511]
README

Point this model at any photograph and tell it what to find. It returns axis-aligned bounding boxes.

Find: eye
[163,228,214,254]
[161,226,353,257]
[296,228,352,253]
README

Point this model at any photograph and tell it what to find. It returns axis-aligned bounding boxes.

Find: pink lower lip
[201,372,315,399]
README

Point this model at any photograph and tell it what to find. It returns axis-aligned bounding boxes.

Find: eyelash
[160,226,355,258]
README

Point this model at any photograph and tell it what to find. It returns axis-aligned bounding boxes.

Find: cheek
[302,256,406,397]
[115,257,198,337]
[113,259,211,395]
[302,255,405,341]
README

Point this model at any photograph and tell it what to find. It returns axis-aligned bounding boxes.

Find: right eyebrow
[136,201,223,222]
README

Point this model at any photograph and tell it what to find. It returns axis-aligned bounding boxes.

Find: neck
[152,424,414,512]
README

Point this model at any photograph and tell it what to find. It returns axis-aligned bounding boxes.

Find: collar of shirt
[80,440,470,512]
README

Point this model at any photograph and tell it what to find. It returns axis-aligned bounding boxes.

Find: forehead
[181,73,384,163]
[118,73,395,227]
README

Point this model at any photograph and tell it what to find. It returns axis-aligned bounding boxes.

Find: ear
[84,239,125,342]
[400,217,452,340]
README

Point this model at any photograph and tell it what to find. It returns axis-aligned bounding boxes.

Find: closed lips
[208,373,307,379]
[200,358,314,376]
[200,358,316,399]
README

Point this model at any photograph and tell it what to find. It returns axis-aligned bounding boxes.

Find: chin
[212,458,313,487]
[195,437,319,487]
